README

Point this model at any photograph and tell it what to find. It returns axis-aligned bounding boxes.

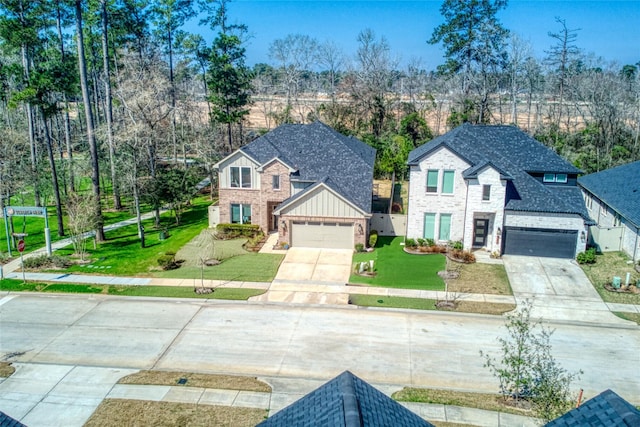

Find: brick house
[406,124,593,258]
[213,121,375,249]
[578,160,640,261]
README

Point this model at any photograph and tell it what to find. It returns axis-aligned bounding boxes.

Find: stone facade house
[578,160,640,261]
[406,124,593,258]
[213,121,375,249]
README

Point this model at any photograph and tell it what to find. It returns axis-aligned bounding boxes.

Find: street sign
[17,239,25,253]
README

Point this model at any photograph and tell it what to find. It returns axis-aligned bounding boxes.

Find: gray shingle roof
[408,124,589,218]
[0,411,27,427]
[545,389,640,426]
[578,160,640,228]
[241,121,375,213]
[258,371,433,427]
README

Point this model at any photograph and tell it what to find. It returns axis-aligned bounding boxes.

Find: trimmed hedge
[216,223,261,238]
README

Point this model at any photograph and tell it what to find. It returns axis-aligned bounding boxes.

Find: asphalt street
[1,293,638,404]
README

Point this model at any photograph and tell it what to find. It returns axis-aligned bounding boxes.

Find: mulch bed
[604,284,639,294]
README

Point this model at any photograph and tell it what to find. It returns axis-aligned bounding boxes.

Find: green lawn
[350,295,437,310]
[156,253,284,283]
[580,251,640,304]
[55,198,211,276]
[0,279,265,300]
[350,236,445,290]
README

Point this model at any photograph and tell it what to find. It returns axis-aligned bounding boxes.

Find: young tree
[481,301,582,422]
[66,192,98,261]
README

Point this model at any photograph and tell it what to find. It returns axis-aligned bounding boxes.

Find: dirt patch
[118,371,271,392]
[0,362,15,377]
[448,263,512,295]
[84,400,267,427]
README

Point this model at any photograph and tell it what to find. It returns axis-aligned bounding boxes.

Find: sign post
[3,206,51,256]
[18,239,25,283]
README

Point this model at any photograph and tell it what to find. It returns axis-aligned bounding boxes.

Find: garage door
[503,227,578,258]
[291,222,354,249]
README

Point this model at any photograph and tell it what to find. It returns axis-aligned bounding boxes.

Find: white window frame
[230,166,252,188]
[585,194,593,210]
[272,174,280,190]
[543,173,556,183]
[556,173,568,183]
[231,203,251,224]
[482,185,491,201]
[613,213,622,227]
[600,205,608,217]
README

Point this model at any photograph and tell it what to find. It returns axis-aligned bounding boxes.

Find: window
[482,185,491,201]
[423,213,435,239]
[600,205,607,217]
[426,170,438,193]
[543,173,568,184]
[272,174,280,190]
[439,214,451,240]
[441,171,455,194]
[230,166,252,188]
[231,204,251,224]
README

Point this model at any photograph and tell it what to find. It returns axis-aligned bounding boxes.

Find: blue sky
[190,1,640,70]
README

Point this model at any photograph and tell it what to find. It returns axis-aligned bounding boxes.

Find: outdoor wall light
[281,220,287,231]
[580,231,586,242]
[357,224,364,235]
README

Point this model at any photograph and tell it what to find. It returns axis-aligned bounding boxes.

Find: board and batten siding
[281,186,364,218]
[217,152,260,189]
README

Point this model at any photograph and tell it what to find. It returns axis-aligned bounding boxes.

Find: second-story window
[426,170,438,193]
[442,170,455,194]
[482,185,491,201]
[272,174,280,190]
[230,166,252,188]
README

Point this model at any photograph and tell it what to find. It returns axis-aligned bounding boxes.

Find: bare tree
[67,192,98,261]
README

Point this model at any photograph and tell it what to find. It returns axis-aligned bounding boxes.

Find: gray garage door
[291,222,354,249]
[503,227,578,258]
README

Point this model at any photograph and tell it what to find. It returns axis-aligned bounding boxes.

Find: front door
[267,201,279,231]
[473,219,489,247]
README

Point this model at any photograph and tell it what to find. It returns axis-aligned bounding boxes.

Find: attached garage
[291,221,354,249]
[503,227,578,258]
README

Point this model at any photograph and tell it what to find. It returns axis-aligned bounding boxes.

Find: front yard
[350,236,512,295]
[581,251,640,305]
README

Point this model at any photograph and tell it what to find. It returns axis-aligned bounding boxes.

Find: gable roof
[545,389,640,426]
[258,371,433,427]
[241,121,375,213]
[578,160,640,228]
[408,124,589,219]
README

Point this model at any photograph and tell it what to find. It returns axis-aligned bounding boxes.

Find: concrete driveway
[273,247,353,285]
[503,256,633,325]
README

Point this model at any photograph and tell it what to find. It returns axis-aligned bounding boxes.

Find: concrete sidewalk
[3,270,640,315]
[0,363,539,427]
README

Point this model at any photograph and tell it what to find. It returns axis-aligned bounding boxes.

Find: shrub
[368,229,378,248]
[416,238,426,247]
[23,255,71,269]
[452,240,463,250]
[355,243,365,253]
[157,252,178,270]
[449,249,476,263]
[576,248,596,264]
[391,202,402,213]
[216,223,261,238]
[425,238,435,247]
[405,238,416,248]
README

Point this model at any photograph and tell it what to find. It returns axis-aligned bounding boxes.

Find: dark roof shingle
[578,160,640,228]
[408,124,588,218]
[258,371,433,427]
[545,389,640,426]
[242,121,375,213]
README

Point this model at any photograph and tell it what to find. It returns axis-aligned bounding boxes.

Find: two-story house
[213,121,375,249]
[578,161,640,261]
[406,124,593,258]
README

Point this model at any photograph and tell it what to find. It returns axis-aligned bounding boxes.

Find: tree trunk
[41,111,65,236]
[76,0,105,241]
[21,44,41,207]
[101,0,121,209]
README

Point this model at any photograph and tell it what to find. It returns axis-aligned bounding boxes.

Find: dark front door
[267,201,279,231]
[473,219,489,247]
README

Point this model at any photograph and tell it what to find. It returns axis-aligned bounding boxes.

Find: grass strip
[0,362,15,377]
[84,400,267,427]
[118,371,271,392]
[349,294,515,315]
[0,279,265,300]
[612,311,640,324]
[392,387,534,417]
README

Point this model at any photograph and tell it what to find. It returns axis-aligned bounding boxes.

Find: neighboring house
[213,121,375,249]
[545,389,640,426]
[406,124,593,258]
[578,161,640,261]
[257,371,433,427]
